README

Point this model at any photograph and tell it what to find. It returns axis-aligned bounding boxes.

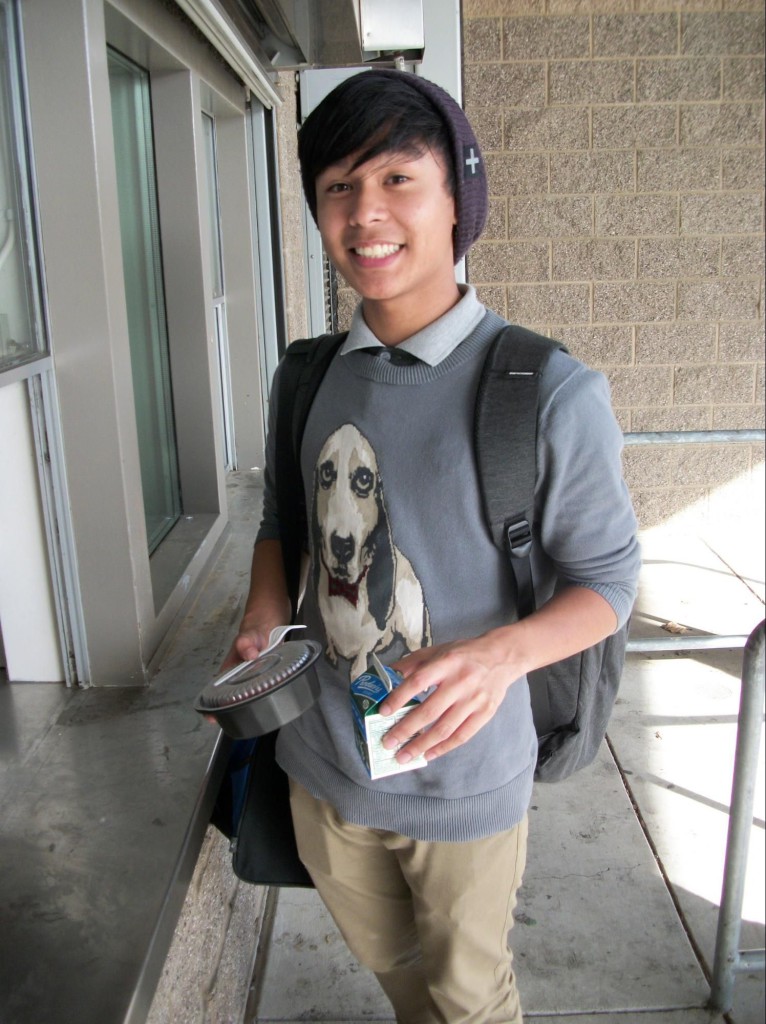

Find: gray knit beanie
[372,70,488,262]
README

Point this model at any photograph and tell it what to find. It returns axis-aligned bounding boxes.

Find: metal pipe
[732,949,766,974]
[708,620,766,1012]
[626,634,749,653]
[623,430,765,446]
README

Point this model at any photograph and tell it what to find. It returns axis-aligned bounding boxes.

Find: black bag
[215,335,347,887]
[222,324,630,883]
[474,326,630,781]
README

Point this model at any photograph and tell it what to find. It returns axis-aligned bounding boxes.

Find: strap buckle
[505,518,532,559]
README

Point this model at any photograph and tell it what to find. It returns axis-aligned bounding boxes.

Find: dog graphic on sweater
[311,424,432,679]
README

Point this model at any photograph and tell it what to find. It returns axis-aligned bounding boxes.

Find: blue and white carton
[350,652,428,780]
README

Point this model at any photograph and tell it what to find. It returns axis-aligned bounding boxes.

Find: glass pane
[0,0,46,375]
[107,48,181,552]
[201,113,224,299]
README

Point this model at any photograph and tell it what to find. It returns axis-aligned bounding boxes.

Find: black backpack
[276,324,629,782]
[221,324,629,887]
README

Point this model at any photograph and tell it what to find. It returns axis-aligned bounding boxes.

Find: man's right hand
[219,622,275,672]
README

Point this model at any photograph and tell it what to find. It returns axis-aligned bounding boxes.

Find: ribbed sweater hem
[277,735,536,843]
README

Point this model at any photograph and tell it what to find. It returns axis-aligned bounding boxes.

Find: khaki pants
[289,780,528,1024]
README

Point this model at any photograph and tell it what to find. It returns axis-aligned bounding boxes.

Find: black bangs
[298,71,455,220]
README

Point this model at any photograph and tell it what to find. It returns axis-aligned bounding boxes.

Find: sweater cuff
[578,581,636,631]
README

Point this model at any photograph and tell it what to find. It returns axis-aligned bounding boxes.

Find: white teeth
[354,243,401,258]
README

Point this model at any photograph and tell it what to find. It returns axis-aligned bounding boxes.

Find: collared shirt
[340,284,486,367]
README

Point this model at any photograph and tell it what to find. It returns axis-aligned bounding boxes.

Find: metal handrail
[708,620,766,1012]
[627,634,749,653]
[622,426,765,1008]
[624,429,765,446]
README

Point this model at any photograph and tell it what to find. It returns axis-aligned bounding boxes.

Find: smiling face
[314,146,460,340]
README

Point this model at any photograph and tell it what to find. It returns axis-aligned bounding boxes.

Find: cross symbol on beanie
[465,148,480,175]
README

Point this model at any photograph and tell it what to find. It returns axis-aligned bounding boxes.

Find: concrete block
[549,0,631,11]
[674,363,756,404]
[506,283,591,323]
[615,407,631,432]
[462,17,502,62]
[503,106,589,150]
[639,237,720,279]
[681,11,766,56]
[605,365,674,406]
[593,105,678,149]
[594,281,676,323]
[638,147,721,192]
[470,240,550,282]
[463,62,545,108]
[550,151,635,193]
[681,194,764,236]
[464,0,544,15]
[672,442,751,486]
[552,238,636,281]
[502,16,590,60]
[472,284,508,318]
[636,57,721,102]
[630,405,712,433]
[630,486,710,530]
[722,147,765,190]
[712,403,765,429]
[718,320,766,362]
[484,197,508,240]
[636,323,717,365]
[681,102,765,147]
[721,235,766,278]
[623,444,676,487]
[485,152,548,196]
[723,56,766,99]
[508,195,592,237]
[596,194,679,237]
[465,106,503,152]
[335,288,356,332]
[549,59,634,105]
[593,13,679,57]
[553,324,634,366]
[678,279,760,320]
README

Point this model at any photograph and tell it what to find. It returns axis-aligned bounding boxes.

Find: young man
[226,70,640,1023]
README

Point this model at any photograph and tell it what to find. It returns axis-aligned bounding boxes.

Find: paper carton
[349,653,427,780]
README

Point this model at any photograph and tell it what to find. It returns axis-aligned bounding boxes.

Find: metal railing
[708,620,766,1012]
[622,428,765,1010]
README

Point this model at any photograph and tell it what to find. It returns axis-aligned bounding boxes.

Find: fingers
[219,630,268,672]
[380,646,512,764]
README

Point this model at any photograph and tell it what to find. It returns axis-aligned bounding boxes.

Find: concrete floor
[246,493,765,1023]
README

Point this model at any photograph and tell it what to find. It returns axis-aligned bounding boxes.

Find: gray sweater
[257,297,640,842]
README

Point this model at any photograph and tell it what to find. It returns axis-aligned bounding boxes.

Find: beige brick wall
[274,71,310,344]
[463,0,764,528]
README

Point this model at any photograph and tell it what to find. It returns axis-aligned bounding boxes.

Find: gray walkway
[247,498,765,1022]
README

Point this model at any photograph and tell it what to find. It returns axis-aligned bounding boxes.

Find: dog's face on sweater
[315,424,382,585]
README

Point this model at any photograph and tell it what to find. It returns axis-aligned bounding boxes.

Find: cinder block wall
[275,71,310,344]
[463,0,764,528]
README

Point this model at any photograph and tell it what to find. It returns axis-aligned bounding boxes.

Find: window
[108,48,182,553]
[0,0,45,376]
[202,111,235,469]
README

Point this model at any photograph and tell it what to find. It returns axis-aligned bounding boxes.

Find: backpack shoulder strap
[474,325,567,620]
[275,332,348,618]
